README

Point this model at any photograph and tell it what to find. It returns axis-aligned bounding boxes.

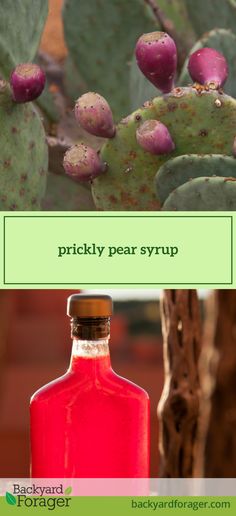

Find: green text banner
[0,212,233,288]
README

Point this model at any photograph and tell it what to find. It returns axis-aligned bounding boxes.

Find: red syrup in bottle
[30,295,150,478]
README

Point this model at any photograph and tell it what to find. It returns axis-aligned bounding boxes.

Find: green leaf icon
[6,492,16,505]
[64,486,72,495]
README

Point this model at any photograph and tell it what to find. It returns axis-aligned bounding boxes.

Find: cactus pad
[155,154,236,206]
[162,176,236,211]
[92,87,236,210]
[0,84,48,210]
[0,0,48,78]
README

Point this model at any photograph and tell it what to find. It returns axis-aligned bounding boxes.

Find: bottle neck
[69,317,111,373]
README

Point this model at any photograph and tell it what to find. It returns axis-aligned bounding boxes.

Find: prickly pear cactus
[92,87,236,210]
[64,28,236,211]
[0,82,48,210]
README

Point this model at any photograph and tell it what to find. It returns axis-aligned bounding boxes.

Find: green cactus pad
[162,176,236,211]
[63,0,158,119]
[0,85,48,210]
[92,86,236,210]
[184,0,236,38]
[0,0,48,78]
[156,154,236,205]
[179,29,236,98]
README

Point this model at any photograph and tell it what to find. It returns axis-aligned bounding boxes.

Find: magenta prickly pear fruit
[10,63,46,103]
[135,32,177,93]
[63,143,106,182]
[188,48,228,89]
[75,92,116,138]
[136,120,175,155]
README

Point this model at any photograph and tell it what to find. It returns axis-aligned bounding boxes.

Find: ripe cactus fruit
[135,32,177,93]
[0,79,48,210]
[188,48,228,89]
[136,120,175,155]
[75,92,115,138]
[10,63,46,103]
[155,154,236,206]
[162,177,236,211]
[63,144,105,182]
[179,29,236,99]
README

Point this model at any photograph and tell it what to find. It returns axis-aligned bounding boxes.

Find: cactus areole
[10,63,46,103]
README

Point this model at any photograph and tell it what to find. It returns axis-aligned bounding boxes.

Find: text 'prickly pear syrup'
[30,294,150,478]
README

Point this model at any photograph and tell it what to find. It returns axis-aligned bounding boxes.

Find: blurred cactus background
[1,0,236,210]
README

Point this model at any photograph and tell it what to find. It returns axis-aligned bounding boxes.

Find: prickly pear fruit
[188,48,228,88]
[135,32,177,93]
[75,92,115,138]
[156,154,236,206]
[10,63,46,103]
[63,143,105,182]
[136,120,175,155]
[179,29,236,99]
[162,176,236,211]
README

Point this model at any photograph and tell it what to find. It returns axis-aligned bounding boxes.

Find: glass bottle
[30,294,150,478]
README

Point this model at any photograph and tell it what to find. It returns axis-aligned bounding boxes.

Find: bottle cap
[67,294,113,318]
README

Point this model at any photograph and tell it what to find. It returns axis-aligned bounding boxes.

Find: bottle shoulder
[30,371,72,404]
[109,368,149,400]
[30,367,149,404]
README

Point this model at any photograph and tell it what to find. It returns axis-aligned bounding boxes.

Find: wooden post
[158,290,202,477]
[202,290,236,477]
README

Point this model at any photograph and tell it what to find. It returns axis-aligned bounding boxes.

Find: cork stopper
[67,294,113,318]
